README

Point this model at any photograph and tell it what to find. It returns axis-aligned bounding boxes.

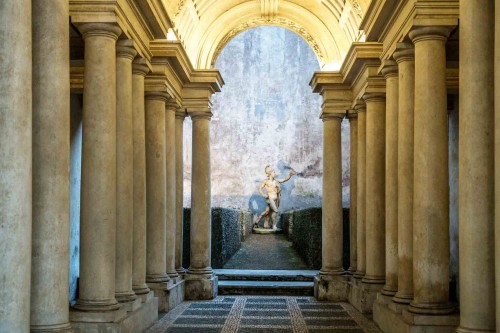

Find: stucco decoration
[211,17,326,67]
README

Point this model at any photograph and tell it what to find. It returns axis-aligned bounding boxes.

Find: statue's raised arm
[278,169,296,183]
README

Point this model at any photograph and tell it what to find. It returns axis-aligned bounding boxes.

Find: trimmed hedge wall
[281,208,350,270]
[182,207,242,269]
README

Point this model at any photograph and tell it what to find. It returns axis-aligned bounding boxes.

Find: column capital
[379,60,398,79]
[175,107,187,120]
[321,112,345,122]
[76,22,121,40]
[353,99,366,113]
[165,98,179,113]
[145,91,170,102]
[189,111,213,120]
[116,40,137,61]
[393,43,415,63]
[409,26,450,44]
[132,59,150,77]
[347,111,358,120]
[363,93,385,103]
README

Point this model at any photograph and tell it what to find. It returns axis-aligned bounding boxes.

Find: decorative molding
[347,0,363,19]
[260,0,280,19]
[212,17,325,67]
[173,0,187,20]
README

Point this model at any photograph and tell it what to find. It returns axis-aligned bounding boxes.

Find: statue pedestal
[252,227,282,234]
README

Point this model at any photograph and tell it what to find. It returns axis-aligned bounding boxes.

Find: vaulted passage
[1,1,500,333]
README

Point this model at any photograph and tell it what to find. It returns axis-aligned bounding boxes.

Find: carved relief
[347,0,363,19]
[173,0,186,20]
[212,17,325,67]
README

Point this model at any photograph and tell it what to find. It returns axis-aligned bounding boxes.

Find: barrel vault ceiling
[163,0,371,70]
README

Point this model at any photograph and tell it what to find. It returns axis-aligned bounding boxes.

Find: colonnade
[0,1,218,331]
[316,1,500,332]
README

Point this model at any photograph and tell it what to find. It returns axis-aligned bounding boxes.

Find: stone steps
[215,269,318,296]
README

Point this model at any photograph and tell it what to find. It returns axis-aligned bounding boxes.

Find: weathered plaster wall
[69,94,82,303]
[183,26,352,213]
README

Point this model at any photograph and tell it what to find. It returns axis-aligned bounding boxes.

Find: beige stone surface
[175,111,187,274]
[0,1,32,332]
[348,114,358,274]
[320,114,344,276]
[408,26,452,315]
[132,60,151,297]
[31,0,72,332]
[354,104,367,280]
[314,275,348,301]
[458,1,496,331]
[187,112,213,274]
[115,40,138,305]
[362,93,386,285]
[496,0,500,329]
[74,22,122,313]
[165,101,179,279]
[393,43,415,305]
[381,62,398,297]
[145,92,170,284]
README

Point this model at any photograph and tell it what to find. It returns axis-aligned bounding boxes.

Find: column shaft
[145,93,170,283]
[320,115,344,275]
[132,62,150,296]
[165,102,178,278]
[0,1,32,331]
[409,26,452,315]
[75,23,122,312]
[188,114,213,274]
[496,0,500,329]
[458,1,496,331]
[115,42,138,303]
[31,0,71,331]
[348,115,358,274]
[382,65,398,296]
[393,45,415,304]
[354,107,367,279]
[175,112,186,273]
[362,94,386,285]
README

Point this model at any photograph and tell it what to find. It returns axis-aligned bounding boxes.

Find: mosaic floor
[147,296,381,333]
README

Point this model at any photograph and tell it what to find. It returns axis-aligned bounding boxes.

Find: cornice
[340,42,383,85]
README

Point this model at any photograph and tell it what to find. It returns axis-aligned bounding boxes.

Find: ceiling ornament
[347,0,363,19]
[211,17,325,67]
[173,0,186,20]
[260,0,280,19]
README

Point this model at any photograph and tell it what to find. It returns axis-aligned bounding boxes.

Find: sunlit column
[348,113,358,274]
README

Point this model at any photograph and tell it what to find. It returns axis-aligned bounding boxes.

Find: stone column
[165,101,179,279]
[496,0,500,329]
[31,1,72,332]
[73,23,123,314]
[0,1,31,331]
[354,103,367,279]
[362,93,386,285]
[175,109,187,274]
[381,62,398,297]
[408,26,453,315]
[393,44,415,304]
[185,111,217,300]
[320,113,345,276]
[348,113,358,274]
[458,1,496,331]
[132,60,151,298]
[115,40,139,310]
[145,92,170,286]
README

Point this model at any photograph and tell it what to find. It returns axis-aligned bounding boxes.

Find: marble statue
[254,165,296,230]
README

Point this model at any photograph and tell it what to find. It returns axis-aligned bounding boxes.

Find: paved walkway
[223,233,308,270]
[147,296,381,333]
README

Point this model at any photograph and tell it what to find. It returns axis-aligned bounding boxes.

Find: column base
[118,297,142,312]
[30,323,74,333]
[314,274,348,301]
[136,290,155,303]
[184,274,218,300]
[70,295,158,333]
[373,293,459,333]
[148,279,185,312]
[347,277,383,314]
[132,284,151,300]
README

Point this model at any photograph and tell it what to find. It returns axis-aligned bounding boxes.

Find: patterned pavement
[147,296,381,333]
